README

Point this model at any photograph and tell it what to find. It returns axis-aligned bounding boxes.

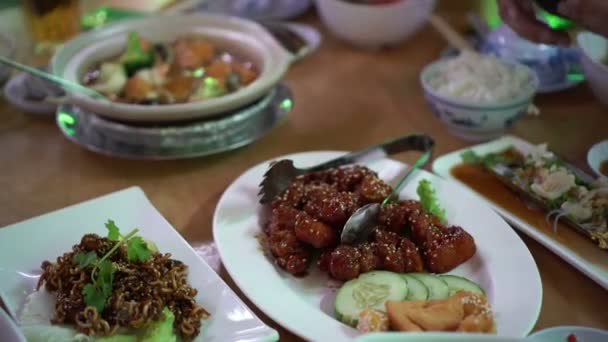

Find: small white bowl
[577,32,608,107]
[420,57,539,142]
[528,326,608,342]
[51,14,291,123]
[315,0,436,49]
[587,140,608,178]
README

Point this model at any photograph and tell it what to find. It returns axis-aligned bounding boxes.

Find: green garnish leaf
[547,193,569,210]
[105,220,121,241]
[98,260,115,297]
[119,31,154,77]
[417,179,447,223]
[82,283,106,313]
[127,236,151,262]
[575,177,591,188]
[461,149,513,168]
[83,220,154,313]
[82,260,115,313]
[460,150,481,164]
[73,251,98,268]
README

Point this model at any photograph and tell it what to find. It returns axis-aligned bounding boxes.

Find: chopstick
[162,0,207,13]
[0,295,16,322]
[428,14,475,52]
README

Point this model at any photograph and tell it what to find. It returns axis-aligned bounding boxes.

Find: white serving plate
[587,140,608,178]
[213,151,542,341]
[51,14,291,123]
[0,309,25,342]
[0,187,278,342]
[432,135,608,290]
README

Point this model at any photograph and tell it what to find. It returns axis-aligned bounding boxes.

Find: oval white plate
[213,151,542,341]
[587,140,608,178]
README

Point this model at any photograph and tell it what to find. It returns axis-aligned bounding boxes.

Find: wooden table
[1,2,607,340]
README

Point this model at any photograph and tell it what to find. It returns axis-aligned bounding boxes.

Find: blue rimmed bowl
[420,57,539,142]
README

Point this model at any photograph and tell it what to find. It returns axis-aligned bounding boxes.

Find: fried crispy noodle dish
[37,232,209,341]
[263,165,476,280]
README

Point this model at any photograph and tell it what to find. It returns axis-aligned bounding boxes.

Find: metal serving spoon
[258,133,435,204]
[340,145,434,244]
[0,56,106,100]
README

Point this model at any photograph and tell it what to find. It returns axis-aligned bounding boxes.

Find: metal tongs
[258,133,435,204]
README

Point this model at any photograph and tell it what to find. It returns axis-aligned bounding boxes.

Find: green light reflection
[279,99,293,111]
[58,112,76,136]
[193,68,205,78]
[567,73,585,82]
[538,9,574,31]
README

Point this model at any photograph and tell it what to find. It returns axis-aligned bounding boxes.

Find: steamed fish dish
[20,220,209,341]
[462,144,608,249]
[83,32,258,105]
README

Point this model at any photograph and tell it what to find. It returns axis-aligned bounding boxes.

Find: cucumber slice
[401,274,429,300]
[440,275,485,296]
[408,273,449,300]
[335,271,408,327]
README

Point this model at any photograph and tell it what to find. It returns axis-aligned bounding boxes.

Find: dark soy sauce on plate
[450,163,607,271]
[600,160,608,177]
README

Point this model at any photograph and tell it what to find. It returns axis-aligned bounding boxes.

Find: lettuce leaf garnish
[417,179,446,223]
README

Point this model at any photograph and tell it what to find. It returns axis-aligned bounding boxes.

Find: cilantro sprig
[73,220,152,313]
[82,260,115,313]
[73,250,98,268]
[460,149,514,168]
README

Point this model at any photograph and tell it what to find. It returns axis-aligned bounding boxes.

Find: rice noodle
[545,209,563,226]
[552,211,567,233]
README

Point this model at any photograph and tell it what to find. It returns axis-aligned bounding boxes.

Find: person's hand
[498,0,608,45]
[557,0,608,37]
[498,0,570,45]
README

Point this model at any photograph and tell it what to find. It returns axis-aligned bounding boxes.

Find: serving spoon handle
[428,14,475,52]
[0,55,106,100]
[340,143,435,244]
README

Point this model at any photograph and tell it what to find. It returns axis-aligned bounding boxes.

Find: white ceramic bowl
[315,0,436,49]
[528,326,608,342]
[420,57,539,142]
[587,140,608,178]
[51,14,291,123]
[577,32,608,108]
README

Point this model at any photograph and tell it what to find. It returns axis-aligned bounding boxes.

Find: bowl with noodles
[0,187,278,342]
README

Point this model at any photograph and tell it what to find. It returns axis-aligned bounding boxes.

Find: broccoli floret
[119,31,154,77]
